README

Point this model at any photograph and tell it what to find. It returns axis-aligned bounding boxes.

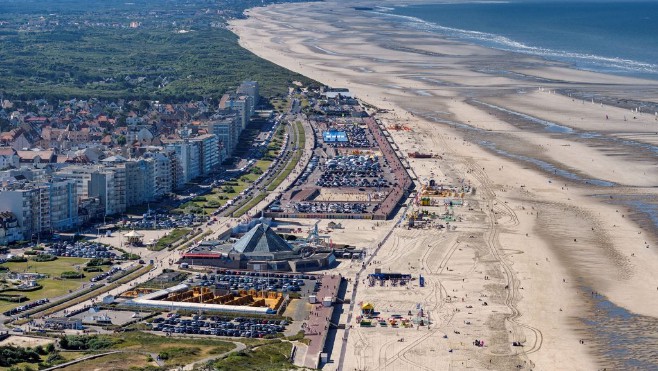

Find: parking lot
[295,202,375,214]
[125,212,205,230]
[48,242,117,259]
[188,271,318,296]
[316,155,390,189]
[323,124,374,148]
[264,98,412,220]
[150,314,288,338]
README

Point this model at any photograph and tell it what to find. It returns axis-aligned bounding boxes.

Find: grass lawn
[151,228,192,251]
[35,265,153,319]
[271,98,290,113]
[184,162,273,216]
[266,121,305,192]
[112,331,234,352]
[266,151,301,192]
[58,352,151,371]
[0,258,101,314]
[233,193,267,218]
[212,340,294,371]
[59,332,236,369]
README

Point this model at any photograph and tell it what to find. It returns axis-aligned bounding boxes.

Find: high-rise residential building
[164,139,207,184]
[190,134,219,176]
[54,166,95,200]
[89,167,126,216]
[43,179,78,231]
[125,159,155,207]
[188,140,201,181]
[144,152,173,197]
[165,141,189,185]
[166,149,185,191]
[0,211,22,245]
[0,178,78,238]
[237,80,259,112]
[0,187,40,239]
[220,94,250,130]
[208,111,241,158]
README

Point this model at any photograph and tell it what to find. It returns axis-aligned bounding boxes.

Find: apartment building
[54,166,94,200]
[0,187,40,238]
[89,167,126,216]
[189,134,219,176]
[220,93,250,130]
[125,159,155,207]
[237,80,259,112]
[42,179,78,231]
[0,211,22,245]
[143,151,173,197]
[208,111,241,159]
[0,178,78,238]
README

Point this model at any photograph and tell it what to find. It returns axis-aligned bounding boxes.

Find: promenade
[302,274,341,369]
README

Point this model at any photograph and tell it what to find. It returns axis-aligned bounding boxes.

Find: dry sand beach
[231,1,658,369]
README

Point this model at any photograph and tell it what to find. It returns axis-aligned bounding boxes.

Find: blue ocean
[378,1,658,79]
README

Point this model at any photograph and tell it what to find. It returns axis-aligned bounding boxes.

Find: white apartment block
[89,167,126,216]
[125,159,155,207]
[0,178,78,237]
[190,134,219,176]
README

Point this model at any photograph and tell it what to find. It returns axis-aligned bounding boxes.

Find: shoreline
[368,3,658,84]
[230,1,658,369]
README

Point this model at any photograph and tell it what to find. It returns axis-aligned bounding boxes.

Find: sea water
[378,1,658,79]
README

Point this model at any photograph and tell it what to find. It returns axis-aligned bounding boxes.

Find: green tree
[45,343,55,354]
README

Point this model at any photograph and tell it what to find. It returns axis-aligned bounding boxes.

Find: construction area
[123,284,282,314]
[163,286,283,310]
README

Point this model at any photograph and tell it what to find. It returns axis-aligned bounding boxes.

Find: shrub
[46,351,63,363]
[34,345,46,356]
[60,271,85,279]
[0,346,41,367]
[121,253,140,260]
[87,258,113,267]
[31,254,57,262]
[59,335,120,351]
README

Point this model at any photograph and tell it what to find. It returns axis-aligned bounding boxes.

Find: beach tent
[361,302,375,315]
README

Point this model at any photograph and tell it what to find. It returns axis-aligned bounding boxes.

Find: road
[221,110,310,218]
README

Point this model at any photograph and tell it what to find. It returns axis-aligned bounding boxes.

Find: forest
[0,0,316,101]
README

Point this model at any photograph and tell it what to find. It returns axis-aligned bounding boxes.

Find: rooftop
[233,223,294,254]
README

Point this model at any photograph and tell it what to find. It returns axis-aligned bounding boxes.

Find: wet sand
[230,1,658,369]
